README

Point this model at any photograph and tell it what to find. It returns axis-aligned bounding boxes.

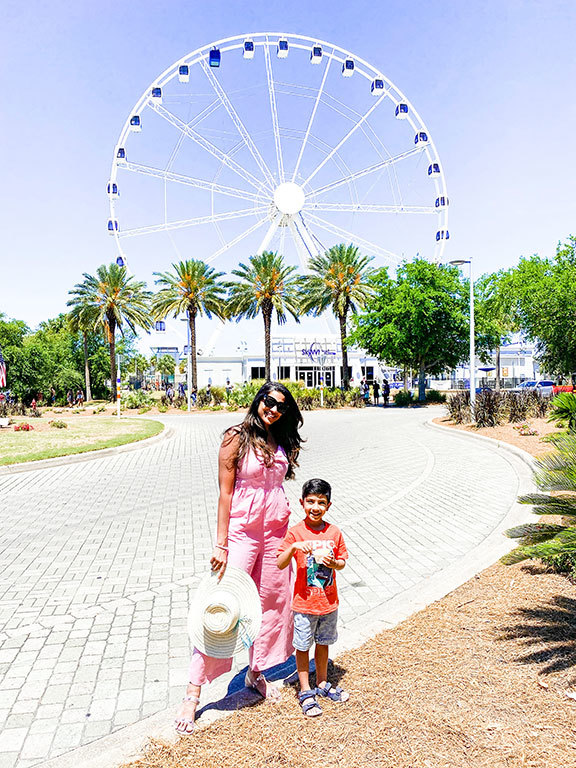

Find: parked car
[511,380,555,397]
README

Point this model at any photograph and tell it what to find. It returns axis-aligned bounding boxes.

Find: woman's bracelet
[215,544,229,551]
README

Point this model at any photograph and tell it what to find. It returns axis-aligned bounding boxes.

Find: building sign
[300,341,337,364]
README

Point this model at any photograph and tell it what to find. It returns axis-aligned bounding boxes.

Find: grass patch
[0,417,164,466]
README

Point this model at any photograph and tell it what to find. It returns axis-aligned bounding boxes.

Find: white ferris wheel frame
[108,32,449,272]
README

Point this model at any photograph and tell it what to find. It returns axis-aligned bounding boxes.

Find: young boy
[277,478,349,717]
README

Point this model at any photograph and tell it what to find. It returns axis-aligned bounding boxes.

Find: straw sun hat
[188,566,263,659]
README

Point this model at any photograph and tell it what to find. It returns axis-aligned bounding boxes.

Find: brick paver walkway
[0,408,520,767]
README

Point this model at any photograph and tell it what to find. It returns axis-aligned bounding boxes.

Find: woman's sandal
[245,670,282,703]
[298,689,323,717]
[174,694,200,736]
[316,682,350,703]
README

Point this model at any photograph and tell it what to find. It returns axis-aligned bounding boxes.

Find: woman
[175,381,304,735]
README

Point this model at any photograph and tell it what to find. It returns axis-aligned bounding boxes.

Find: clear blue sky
[1,0,575,331]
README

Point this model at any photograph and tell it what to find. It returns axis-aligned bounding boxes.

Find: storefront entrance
[296,366,335,388]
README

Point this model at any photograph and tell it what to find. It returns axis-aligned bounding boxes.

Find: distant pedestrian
[66,390,73,408]
[361,380,370,406]
[76,389,84,407]
[51,387,56,406]
[382,379,390,407]
[373,380,380,406]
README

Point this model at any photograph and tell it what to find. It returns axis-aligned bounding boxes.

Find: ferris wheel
[108,32,449,278]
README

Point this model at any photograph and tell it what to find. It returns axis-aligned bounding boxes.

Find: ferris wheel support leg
[256,216,281,255]
[288,221,313,270]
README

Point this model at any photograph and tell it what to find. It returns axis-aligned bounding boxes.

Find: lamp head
[449,259,471,266]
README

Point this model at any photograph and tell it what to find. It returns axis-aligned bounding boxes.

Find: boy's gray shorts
[293,610,338,651]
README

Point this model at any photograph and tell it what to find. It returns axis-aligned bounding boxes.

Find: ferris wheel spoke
[303,94,388,187]
[120,208,267,238]
[263,39,284,183]
[256,214,282,255]
[305,212,401,262]
[306,203,436,214]
[205,216,270,264]
[288,220,315,269]
[292,53,332,183]
[200,59,276,189]
[124,162,261,201]
[307,146,425,199]
[149,102,264,192]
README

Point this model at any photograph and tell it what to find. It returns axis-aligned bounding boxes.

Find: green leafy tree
[508,236,576,379]
[298,244,374,389]
[351,259,498,402]
[67,264,152,400]
[227,251,300,382]
[157,354,176,382]
[152,260,227,389]
[67,301,97,401]
[475,269,518,391]
[502,433,576,572]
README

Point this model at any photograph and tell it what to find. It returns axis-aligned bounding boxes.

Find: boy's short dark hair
[301,478,331,501]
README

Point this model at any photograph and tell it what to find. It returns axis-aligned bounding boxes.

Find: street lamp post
[450,258,475,413]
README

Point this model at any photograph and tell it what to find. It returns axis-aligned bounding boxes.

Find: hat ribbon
[236,616,254,649]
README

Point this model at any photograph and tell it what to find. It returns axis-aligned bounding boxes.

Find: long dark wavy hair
[224,382,303,480]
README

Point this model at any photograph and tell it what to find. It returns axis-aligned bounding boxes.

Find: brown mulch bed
[433,416,561,458]
[123,563,576,768]
[121,416,576,768]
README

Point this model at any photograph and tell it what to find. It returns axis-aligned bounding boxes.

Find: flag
[0,346,6,388]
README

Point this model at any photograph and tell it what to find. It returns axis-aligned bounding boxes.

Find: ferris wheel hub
[273,182,306,215]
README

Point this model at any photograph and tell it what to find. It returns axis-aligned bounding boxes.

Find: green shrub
[345,387,366,408]
[138,406,152,414]
[49,420,68,429]
[124,390,154,410]
[297,389,320,411]
[506,392,532,423]
[474,390,507,427]
[425,389,447,403]
[228,380,265,409]
[211,386,226,405]
[447,391,471,423]
[548,391,576,431]
[157,403,168,413]
[394,389,414,407]
[92,405,106,415]
[323,388,345,409]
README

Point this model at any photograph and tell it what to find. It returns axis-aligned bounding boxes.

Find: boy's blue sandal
[298,689,323,717]
[316,682,350,703]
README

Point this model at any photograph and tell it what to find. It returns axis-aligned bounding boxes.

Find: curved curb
[0,419,171,476]
[36,412,539,768]
[425,416,537,471]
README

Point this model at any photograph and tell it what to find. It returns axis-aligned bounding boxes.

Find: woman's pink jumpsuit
[188,446,294,685]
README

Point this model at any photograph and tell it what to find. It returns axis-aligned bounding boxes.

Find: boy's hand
[292,541,313,555]
[321,553,341,569]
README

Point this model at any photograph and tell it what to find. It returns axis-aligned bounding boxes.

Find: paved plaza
[0,408,527,767]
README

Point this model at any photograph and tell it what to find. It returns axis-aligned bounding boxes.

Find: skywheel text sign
[300,343,337,365]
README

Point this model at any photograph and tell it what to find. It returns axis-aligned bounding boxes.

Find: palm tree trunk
[108,318,117,402]
[339,311,350,389]
[263,303,272,382]
[189,311,197,389]
[495,345,501,392]
[83,331,92,402]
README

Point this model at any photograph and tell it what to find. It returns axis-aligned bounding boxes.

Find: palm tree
[67,301,97,402]
[502,432,576,568]
[227,251,300,382]
[299,243,374,389]
[68,264,152,401]
[152,260,227,389]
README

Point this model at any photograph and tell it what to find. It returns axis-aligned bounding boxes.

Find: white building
[152,334,392,388]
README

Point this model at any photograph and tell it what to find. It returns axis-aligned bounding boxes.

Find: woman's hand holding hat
[210,545,228,580]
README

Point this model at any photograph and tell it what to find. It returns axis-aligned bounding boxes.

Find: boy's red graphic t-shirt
[278,520,348,615]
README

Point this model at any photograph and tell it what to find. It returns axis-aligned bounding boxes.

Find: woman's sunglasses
[262,394,289,414]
